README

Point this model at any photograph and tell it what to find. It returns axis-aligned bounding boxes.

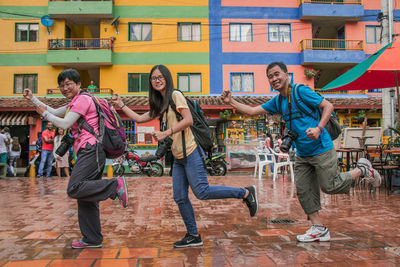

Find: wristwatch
[317,125,324,133]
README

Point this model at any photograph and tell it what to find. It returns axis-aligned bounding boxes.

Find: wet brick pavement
[0,174,400,266]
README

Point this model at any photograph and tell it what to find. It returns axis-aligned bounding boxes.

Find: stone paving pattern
[0,174,399,266]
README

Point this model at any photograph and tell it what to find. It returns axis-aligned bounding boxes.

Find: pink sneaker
[116,177,128,208]
[71,239,102,249]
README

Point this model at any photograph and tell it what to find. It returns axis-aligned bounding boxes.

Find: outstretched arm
[221,90,269,116]
[24,89,67,117]
[111,93,153,123]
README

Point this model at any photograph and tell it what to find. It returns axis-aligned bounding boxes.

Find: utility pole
[381,0,395,132]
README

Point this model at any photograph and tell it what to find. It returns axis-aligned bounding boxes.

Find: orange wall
[221,0,299,7]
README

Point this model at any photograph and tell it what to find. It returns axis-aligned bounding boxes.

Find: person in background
[87,80,98,93]
[53,127,70,179]
[38,122,55,178]
[0,127,9,164]
[8,137,21,177]
[264,131,274,151]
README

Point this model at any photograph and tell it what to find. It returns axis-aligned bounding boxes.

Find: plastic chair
[269,149,294,182]
[253,149,274,180]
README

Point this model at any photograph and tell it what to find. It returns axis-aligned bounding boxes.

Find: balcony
[48,0,113,23]
[47,88,114,95]
[299,0,364,21]
[47,38,113,66]
[300,39,366,65]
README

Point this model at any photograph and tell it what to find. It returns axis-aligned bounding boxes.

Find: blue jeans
[172,146,246,235]
[38,150,54,177]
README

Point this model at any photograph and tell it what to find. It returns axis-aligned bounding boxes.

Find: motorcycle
[205,152,227,176]
[112,146,164,177]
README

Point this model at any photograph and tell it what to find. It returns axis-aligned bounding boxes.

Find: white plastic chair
[253,149,274,180]
[269,149,294,182]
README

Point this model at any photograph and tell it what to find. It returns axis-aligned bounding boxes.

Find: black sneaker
[243,185,258,217]
[173,233,203,248]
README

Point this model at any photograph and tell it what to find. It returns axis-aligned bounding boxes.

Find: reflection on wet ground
[0,174,399,266]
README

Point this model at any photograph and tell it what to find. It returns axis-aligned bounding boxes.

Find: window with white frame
[230,73,254,92]
[268,24,291,43]
[129,23,152,41]
[178,23,201,41]
[178,73,201,92]
[14,74,37,94]
[16,23,39,42]
[365,25,381,44]
[229,23,252,42]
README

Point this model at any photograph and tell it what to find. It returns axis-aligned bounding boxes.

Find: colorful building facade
[0,0,399,168]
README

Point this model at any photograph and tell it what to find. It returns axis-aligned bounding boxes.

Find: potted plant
[304,69,318,80]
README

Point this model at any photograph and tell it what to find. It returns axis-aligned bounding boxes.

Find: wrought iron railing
[299,0,362,4]
[48,38,113,50]
[47,88,114,95]
[300,39,364,51]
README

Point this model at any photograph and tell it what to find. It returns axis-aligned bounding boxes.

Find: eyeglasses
[59,82,76,90]
[151,76,165,82]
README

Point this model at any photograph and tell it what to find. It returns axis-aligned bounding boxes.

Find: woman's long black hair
[148,65,174,118]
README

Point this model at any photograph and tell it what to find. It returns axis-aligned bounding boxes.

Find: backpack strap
[168,89,187,159]
[291,84,319,120]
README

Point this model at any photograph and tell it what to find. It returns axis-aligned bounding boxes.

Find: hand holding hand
[306,127,321,140]
[23,89,33,100]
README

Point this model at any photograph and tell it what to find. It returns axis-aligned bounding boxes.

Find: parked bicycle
[112,146,163,177]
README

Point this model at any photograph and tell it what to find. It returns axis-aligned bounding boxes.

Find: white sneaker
[296,225,331,242]
[356,158,382,187]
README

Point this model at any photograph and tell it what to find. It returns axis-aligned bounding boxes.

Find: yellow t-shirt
[163,91,197,159]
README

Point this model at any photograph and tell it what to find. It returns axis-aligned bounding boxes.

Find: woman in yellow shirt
[112,65,258,248]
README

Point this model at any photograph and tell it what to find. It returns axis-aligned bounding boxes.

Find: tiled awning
[0,112,29,126]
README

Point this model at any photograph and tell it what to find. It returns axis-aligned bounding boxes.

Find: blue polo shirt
[261,84,333,157]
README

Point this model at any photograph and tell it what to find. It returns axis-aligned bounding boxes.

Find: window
[366,25,381,44]
[129,23,152,41]
[230,73,254,92]
[14,74,37,94]
[178,73,201,92]
[128,73,150,92]
[178,23,201,41]
[229,23,252,42]
[16,23,38,42]
[270,73,293,93]
[268,24,291,42]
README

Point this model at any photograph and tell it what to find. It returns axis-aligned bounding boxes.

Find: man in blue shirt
[221,61,381,242]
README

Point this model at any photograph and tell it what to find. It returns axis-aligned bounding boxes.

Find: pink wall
[222,19,311,53]
[221,0,299,7]
[223,65,313,95]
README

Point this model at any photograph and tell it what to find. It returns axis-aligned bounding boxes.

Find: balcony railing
[47,88,114,95]
[299,0,362,4]
[300,39,363,51]
[48,38,113,50]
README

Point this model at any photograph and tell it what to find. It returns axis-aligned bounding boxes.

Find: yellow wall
[0,66,64,96]
[100,19,209,53]
[0,19,66,54]
[0,0,48,6]
[100,64,210,95]
[115,0,208,6]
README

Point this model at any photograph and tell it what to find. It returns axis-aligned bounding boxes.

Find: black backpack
[168,89,213,158]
